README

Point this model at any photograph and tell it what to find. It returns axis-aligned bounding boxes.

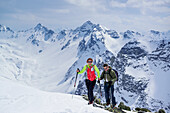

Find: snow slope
[0,76,112,113]
[0,34,79,92]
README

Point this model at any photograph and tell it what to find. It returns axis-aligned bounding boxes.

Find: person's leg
[91,80,96,102]
[89,80,96,103]
[104,82,110,105]
[111,84,116,107]
[85,79,90,101]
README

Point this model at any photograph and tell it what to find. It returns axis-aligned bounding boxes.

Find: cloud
[9,13,37,21]
[45,9,70,14]
[149,6,170,13]
[109,0,170,15]
[121,14,170,32]
[66,0,92,7]
[1,0,169,32]
[65,0,107,12]
[110,1,126,8]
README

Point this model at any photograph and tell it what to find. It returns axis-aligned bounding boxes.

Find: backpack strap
[109,69,113,79]
[86,64,95,72]
[104,67,118,81]
[93,65,95,72]
[103,69,113,79]
[113,69,118,81]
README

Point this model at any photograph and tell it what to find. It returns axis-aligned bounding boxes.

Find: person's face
[87,60,93,65]
[104,66,108,71]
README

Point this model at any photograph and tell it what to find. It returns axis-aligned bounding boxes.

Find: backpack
[112,69,118,81]
[104,68,118,81]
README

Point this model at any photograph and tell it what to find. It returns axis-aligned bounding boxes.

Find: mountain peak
[0,24,14,33]
[82,20,94,26]
[34,23,43,28]
[74,20,104,33]
[34,23,48,31]
[80,20,95,31]
[150,30,160,35]
[36,23,43,28]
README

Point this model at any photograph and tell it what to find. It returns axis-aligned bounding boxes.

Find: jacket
[78,64,100,80]
[100,66,117,85]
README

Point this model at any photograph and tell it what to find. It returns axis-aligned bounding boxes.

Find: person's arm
[78,65,86,74]
[94,65,100,79]
[100,71,104,80]
[110,70,117,85]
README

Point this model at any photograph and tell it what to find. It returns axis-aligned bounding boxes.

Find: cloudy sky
[0,0,170,32]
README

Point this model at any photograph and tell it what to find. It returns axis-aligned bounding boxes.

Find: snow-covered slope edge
[0,76,112,113]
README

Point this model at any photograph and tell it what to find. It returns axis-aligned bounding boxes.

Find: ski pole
[74,68,79,87]
[93,80,102,105]
[99,81,102,97]
[110,86,112,107]
[72,68,79,99]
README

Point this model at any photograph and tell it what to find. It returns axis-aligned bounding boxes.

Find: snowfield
[0,77,111,113]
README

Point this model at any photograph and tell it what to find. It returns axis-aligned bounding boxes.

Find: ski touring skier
[77,58,100,105]
[99,64,117,108]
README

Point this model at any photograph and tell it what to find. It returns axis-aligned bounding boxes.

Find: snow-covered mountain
[0,24,14,39]
[0,21,170,112]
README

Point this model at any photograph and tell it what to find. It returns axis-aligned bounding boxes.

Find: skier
[76,58,100,105]
[98,64,117,108]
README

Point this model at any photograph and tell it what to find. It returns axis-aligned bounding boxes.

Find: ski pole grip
[77,68,80,73]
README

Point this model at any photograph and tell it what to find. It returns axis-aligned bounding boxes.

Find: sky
[0,0,170,32]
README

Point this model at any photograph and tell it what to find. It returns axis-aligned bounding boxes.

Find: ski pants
[104,82,116,106]
[85,79,96,103]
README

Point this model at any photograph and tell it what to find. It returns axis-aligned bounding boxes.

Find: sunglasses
[87,61,93,63]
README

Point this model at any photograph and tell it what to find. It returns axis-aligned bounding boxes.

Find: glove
[97,80,100,84]
[76,68,80,73]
